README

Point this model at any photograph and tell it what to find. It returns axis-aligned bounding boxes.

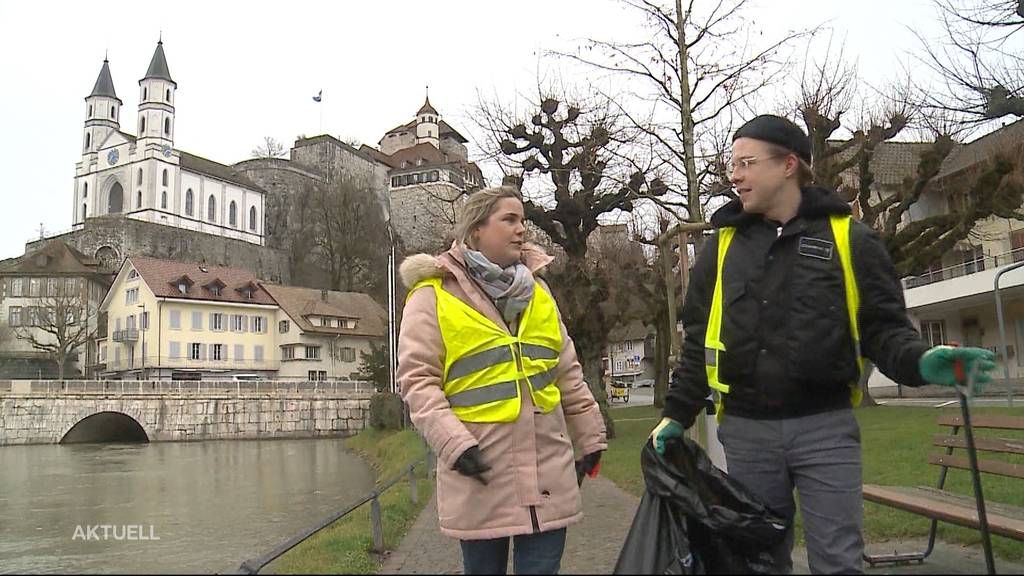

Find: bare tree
[553,0,812,237]
[251,136,288,159]
[915,0,1024,124]
[14,282,92,379]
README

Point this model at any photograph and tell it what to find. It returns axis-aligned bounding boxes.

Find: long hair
[453,186,523,249]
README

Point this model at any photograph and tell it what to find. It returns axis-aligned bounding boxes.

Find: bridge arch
[60,411,150,444]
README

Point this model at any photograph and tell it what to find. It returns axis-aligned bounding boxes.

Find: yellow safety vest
[410,277,563,423]
[705,215,864,420]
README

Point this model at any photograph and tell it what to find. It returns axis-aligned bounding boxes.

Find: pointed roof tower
[417,94,438,116]
[142,39,175,84]
[88,57,120,101]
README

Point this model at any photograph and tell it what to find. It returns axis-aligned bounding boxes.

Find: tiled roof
[0,240,109,280]
[179,151,264,190]
[127,256,276,305]
[88,59,119,101]
[261,284,386,338]
[418,96,438,115]
[383,119,468,144]
[935,118,1024,180]
[609,320,652,343]
[142,41,174,83]
[385,142,448,169]
[833,140,934,188]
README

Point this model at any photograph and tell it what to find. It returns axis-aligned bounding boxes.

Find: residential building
[97,256,278,380]
[0,241,111,378]
[604,320,656,385]
[261,284,386,381]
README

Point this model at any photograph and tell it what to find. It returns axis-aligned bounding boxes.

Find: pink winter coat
[397,243,608,540]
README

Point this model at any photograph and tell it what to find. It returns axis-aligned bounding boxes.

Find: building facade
[0,241,111,378]
[604,320,656,386]
[98,256,278,380]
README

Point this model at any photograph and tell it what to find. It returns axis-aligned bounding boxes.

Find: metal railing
[111,329,139,342]
[229,449,435,575]
[903,247,1024,289]
[97,356,278,372]
[0,379,376,396]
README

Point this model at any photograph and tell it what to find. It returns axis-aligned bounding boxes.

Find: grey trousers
[717,408,864,575]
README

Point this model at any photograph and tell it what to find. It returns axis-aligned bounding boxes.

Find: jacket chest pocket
[719,282,759,382]
[787,252,854,379]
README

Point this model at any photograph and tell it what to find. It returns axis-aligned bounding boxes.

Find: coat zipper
[529,505,540,533]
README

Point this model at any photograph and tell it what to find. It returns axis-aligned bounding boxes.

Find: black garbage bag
[614,437,788,574]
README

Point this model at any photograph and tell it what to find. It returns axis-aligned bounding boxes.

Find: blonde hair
[454,186,523,248]
[767,143,815,187]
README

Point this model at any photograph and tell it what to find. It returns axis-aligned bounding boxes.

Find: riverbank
[266,428,433,574]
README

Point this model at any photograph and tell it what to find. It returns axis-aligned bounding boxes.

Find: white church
[74,41,266,245]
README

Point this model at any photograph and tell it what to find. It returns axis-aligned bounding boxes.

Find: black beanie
[732,115,812,163]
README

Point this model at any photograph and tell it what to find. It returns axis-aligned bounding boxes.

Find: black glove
[453,445,491,485]
[575,450,603,486]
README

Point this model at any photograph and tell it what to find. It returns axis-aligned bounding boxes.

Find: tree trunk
[56,355,65,381]
[654,315,671,408]
[579,345,616,440]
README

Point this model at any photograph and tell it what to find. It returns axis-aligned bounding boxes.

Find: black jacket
[663,187,929,426]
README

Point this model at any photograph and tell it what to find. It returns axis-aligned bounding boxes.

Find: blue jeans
[460,528,567,575]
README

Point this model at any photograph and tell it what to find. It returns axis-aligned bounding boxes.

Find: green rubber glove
[650,417,684,455]
[918,345,997,393]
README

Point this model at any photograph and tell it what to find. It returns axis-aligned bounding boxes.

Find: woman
[397,186,607,575]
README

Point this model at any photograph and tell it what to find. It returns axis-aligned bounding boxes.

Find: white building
[73,41,266,245]
[604,320,656,386]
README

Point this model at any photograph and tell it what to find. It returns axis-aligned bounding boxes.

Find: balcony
[902,247,1024,310]
[111,329,139,343]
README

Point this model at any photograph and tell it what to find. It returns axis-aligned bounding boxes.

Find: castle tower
[415,93,440,149]
[83,57,121,154]
[137,39,176,154]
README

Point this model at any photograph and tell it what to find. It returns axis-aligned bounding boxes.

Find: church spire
[89,57,119,100]
[142,38,174,84]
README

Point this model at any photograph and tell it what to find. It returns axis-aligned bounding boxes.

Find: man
[650,115,996,574]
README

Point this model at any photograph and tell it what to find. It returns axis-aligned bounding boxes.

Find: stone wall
[25,216,291,283]
[0,392,371,445]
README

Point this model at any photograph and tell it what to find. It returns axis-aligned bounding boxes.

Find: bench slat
[928,453,1024,480]
[863,484,1024,540]
[937,414,1024,430]
[933,435,1024,456]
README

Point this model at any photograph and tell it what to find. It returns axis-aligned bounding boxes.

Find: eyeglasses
[729,154,785,172]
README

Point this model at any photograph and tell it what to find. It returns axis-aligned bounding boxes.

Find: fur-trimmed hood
[399,242,553,289]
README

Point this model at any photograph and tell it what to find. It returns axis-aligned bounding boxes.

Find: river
[0,438,376,574]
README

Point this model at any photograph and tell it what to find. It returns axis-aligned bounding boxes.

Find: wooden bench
[862,413,1024,567]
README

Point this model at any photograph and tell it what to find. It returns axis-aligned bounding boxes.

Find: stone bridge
[0,380,374,445]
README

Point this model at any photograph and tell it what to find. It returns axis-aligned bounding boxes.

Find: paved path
[382,475,1024,575]
[380,476,638,574]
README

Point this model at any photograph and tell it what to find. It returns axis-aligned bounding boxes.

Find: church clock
[107,149,119,165]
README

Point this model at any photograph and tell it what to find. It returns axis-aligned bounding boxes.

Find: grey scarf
[460,245,536,324]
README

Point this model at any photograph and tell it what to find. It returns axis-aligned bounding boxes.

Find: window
[162,169,168,187]
[138,168,143,185]
[210,313,225,331]
[252,316,265,333]
[141,311,149,330]
[309,370,328,381]
[140,116,146,134]
[11,278,23,297]
[338,347,356,363]
[136,190,142,209]
[166,89,171,102]
[208,196,216,222]
[125,287,139,304]
[83,182,88,198]
[8,306,21,327]
[85,133,91,149]
[211,344,224,361]
[921,320,946,347]
[127,269,139,280]
[169,342,180,359]
[64,278,76,294]
[178,282,188,295]
[279,320,290,333]
[234,344,244,361]
[169,309,181,329]
[89,105,93,117]
[82,203,88,220]
[210,285,221,296]
[111,106,115,119]
[191,311,202,330]
[29,278,41,297]
[164,118,171,136]
[229,201,238,227]
[189,343,202,361]
[249,206,257,232]
[161,191,168,209]
[232,314,246,332]
[143,87,147,100]
[282,346,295,360]
[46,278,58,297]
[305,346,321,360]
[185,189,194,216]
[100,346,106,361]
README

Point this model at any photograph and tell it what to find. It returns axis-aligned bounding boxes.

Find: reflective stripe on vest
[705,215,865,418]
[409,277,563,423]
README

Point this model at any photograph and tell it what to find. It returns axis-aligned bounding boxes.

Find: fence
[229,449,435,575]
[903,247,1024,289]
[0,379,376,396]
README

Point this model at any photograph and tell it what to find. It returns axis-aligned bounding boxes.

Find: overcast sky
[0,0,939,260]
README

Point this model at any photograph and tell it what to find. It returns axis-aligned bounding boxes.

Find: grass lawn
[266,428,434,574]
[602,404,1024,561]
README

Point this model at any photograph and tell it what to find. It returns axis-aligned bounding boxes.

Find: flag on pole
[312,90,322,103]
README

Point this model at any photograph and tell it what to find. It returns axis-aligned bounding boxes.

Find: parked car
[633,378,655,388]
